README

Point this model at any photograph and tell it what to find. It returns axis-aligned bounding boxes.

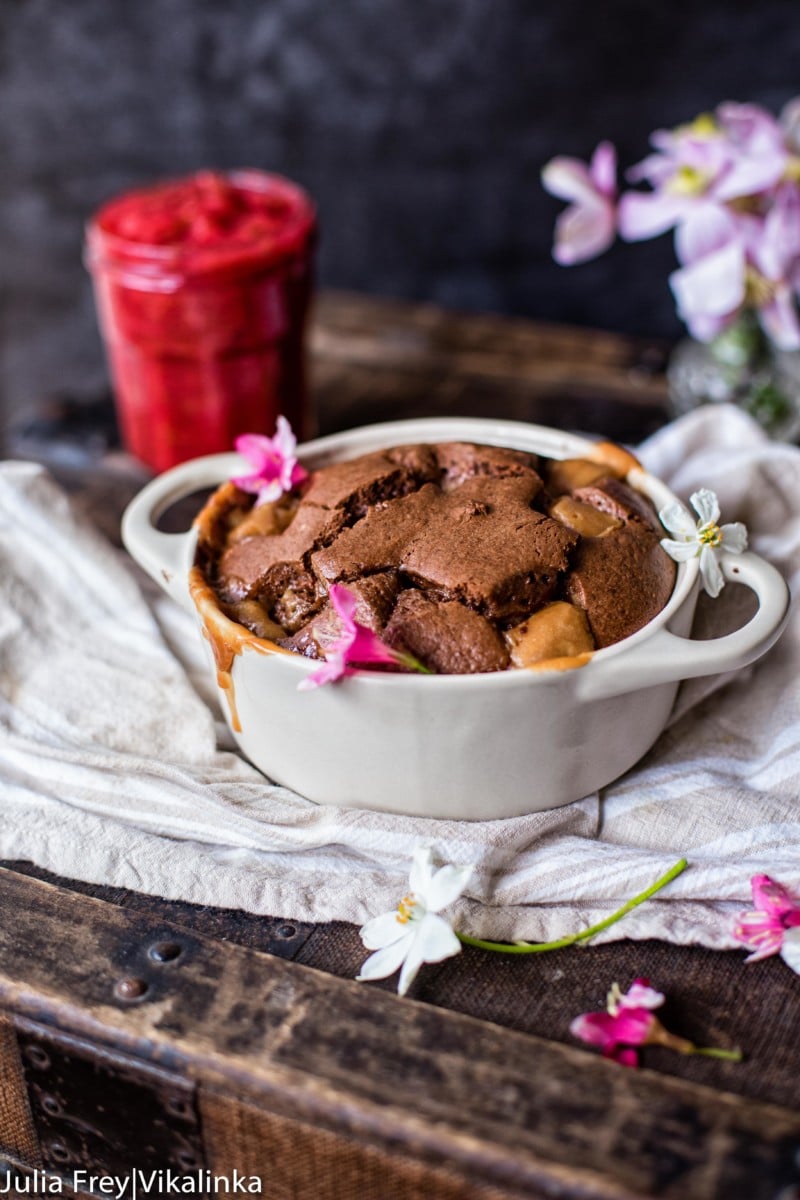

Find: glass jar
[85,170,317,472]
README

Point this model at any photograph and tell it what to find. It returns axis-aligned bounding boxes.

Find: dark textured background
[1,0,799,427]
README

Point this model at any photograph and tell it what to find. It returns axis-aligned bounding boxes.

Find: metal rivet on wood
[113,976,148,1001]
[22,1044,50,1070]
[148,940,183,963]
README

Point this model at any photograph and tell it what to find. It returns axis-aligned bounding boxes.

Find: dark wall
[1,0,799,422]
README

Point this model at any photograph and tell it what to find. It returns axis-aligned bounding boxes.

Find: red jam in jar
[85,170,317,472]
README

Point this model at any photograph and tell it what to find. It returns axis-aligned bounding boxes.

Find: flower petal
[714,152,787,202]
[356,935,414,983]
[327,584,358,630]
[734,913,784,960]
[553,200,615,266]
[719,523,748,554]
[393,915,461,993]
[590,141,617,198]
[541,156,597,204]
[570,1011,619,1050]
[618,191,691,241]
[607,1009,655,1045]
[348,625,403,667]
[658,500,697,538]
[751,874,800,918]
[690,489,721,528]
[759,289,800,352]
[613,1047,640,1068]
[231,419,305,500]
[675,202,739,267]
[234,432,274,466]
[360,910,409,951]
[297,650,349,691]
[669,241,746,322]
[683,312,734,343]
[743,942,784,963]
[414,912,462,965]
[425,862,474,913]
[699,544,725,598]
[660,537,701,562]
[230,470,275,495]
[273,414,297,458]
[408,845,435,896]
[396,936,429,996]
[780,927,800,975]
[780,96,800,154]
[621,981,665,1011]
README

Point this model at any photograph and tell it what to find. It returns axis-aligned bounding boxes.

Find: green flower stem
[690,1046,743,1062]
[457,858,688,954]
[394,650,436,675]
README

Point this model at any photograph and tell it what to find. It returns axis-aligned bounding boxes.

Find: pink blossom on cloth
[231,416,308,505]
[734,874,800,963]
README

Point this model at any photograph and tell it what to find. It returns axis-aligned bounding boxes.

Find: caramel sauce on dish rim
[188,438,657,718]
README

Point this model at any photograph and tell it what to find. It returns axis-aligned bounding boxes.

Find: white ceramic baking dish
[122,417,790,818]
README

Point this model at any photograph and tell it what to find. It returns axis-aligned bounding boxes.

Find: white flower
[356,845,473,996]
[658,488,748,598]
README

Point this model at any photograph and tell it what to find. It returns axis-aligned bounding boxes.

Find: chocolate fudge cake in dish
[123,417,787,815]
[196,440,676,675]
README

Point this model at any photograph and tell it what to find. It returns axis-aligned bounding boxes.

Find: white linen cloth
[0,404,798,948]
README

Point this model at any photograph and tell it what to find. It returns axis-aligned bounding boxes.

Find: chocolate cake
[199,441,676,675]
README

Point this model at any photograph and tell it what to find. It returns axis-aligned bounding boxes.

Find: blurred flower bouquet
[542,99,800,438]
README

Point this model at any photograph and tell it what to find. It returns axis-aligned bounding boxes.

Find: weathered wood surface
[311,292,671,443]
[0,867,799,1200]
[3,293,797,1198]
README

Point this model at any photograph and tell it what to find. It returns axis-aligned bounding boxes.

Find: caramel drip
[587,442,642,477]
[188,566,290,732]
[527,651,594,673]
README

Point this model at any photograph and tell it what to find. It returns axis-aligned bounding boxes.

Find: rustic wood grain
[0,867,798,1200]
[310,292,671,443]
[7,859,800,1114]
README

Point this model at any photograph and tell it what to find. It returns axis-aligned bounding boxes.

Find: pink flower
[541,141,617,265]
[298,584,426,690]
[618,104,787,243]
[231,416,308,506]
[668,204,746,342]
[714,102,788,201]
[746,185,800,350]
[570,978,669,1068]
[543,101,800,352]
[734,874,800,963]
[669,186,800,348]
[570,978,740,1068]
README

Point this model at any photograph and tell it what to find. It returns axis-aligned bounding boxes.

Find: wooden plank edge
[0,868,797,1200]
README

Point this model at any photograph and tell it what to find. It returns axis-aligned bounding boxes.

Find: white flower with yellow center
[659,488,748,598]
[356,846,473,996]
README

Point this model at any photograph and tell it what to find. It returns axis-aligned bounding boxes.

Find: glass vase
[667,314,800,442]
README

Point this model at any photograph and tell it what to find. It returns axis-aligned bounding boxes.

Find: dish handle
[579,552,791,702]
[121,453,238,613]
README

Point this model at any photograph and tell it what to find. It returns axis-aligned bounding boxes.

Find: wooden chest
[2,294,799,1200]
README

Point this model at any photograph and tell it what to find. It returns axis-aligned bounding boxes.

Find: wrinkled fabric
[0,405,797,947]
